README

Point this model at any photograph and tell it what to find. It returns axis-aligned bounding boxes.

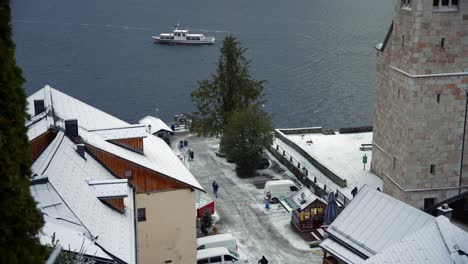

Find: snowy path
[176,135,322,263]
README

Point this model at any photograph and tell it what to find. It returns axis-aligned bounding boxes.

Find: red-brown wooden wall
[102,197,125,213]
[85,144,189,193]
[109,138,144,153]
[30,130,57,161]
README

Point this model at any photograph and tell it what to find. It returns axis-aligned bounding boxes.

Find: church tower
[372,0,468,209]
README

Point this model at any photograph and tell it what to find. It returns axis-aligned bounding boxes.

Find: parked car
[197,233,238,253]
[264,179,299,203]
[197,247,248,263]
[256,155,270,170]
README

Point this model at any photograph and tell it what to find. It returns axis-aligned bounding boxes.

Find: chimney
[76,144,85,159]
[65,119,79,139]
[34,100,45,116]
[436,204,453,220]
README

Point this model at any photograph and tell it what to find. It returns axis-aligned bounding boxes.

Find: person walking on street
[212,180,219,198]
[258,255,268,264]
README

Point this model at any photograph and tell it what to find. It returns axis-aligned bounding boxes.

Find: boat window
[182,33,186,37]
[196,37,200,40]
[170,36,174,40]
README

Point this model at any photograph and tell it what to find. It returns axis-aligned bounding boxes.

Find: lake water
[12,0,393,128]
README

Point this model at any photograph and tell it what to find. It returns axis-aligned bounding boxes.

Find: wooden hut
[281,187,327,232]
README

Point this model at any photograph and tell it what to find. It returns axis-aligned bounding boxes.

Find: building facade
[27,86,204,264]
[372,0,468,209]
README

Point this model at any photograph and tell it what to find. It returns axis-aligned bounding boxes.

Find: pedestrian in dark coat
[212,180,219,198]
[258,255,268,264]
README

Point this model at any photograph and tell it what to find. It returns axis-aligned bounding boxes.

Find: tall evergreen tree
[191,35,265,136]
[0,0,47,262]
[221,106,273,175]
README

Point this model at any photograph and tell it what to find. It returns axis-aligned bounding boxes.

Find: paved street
[175,135,322,263]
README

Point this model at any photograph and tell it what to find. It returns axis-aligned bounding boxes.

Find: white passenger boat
[152,25,215,45]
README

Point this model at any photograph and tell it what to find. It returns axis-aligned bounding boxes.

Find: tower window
[393,157,396,170]
[398,89,400,99]
[401,0,412,9]
[433,0,458,11]
[430,164,436,175]
[441,38,445,48]
[402,35,405,48]
[437,94,440,103]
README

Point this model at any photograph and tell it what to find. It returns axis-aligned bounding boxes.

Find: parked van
[264,179,298,203]
[197,234,238,253]
[197,247,247,263]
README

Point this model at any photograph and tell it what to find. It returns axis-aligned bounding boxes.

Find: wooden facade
[109,138,144,154]
[85,144,189,193]
[291,200,326,232]
[30,129,57,161]
[102,197,125,213]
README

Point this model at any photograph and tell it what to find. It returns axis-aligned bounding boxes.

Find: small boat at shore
[152,25,215,45]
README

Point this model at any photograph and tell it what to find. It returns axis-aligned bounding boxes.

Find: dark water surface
[12,0,393,128]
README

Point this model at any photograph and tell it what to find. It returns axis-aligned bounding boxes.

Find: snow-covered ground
[279,131,382,193]
[172,134,323,263]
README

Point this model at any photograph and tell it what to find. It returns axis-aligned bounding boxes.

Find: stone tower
[372,0,468,209]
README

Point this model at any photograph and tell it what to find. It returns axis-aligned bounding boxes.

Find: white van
[197,234,238,253]
[197,247,247,263]
[264,179,298,203]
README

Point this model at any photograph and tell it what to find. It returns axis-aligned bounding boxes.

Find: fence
[268,144,351,206]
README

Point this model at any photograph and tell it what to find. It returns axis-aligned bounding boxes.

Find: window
[137,208,146,222]
[209,256,222,263]
[441,38,445,48]
[430,164,436,175]
[398,89,400,99]
[393,157,396,170]
[224,255,235,261]
[290,186,298,192]
[402,35,405,47]
[437,94,441,103]
[197,259,208,264]
[424,197,436,210]
[401,0,411,9]
[433,0,458,11]
[197,245,205,250]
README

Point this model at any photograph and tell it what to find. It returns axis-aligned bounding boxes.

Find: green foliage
[191,35,265,136]
[201,209,213,228]
[0,0,47,262]
[221,106,273,175]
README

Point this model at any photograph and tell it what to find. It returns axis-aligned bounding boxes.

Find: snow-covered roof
[321,185,435,261]
[320,238,366,264]
[89,124,147,140]
[31,182,113,260]
[27,85,204,191]
[32,132,136,263]
[81,129,204,191]
[27,114,54,141]
[364,216,468,264]
[139,116,173,134]
[89,179,129,198]
[281,187,327,212]
[27,85,128,130]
